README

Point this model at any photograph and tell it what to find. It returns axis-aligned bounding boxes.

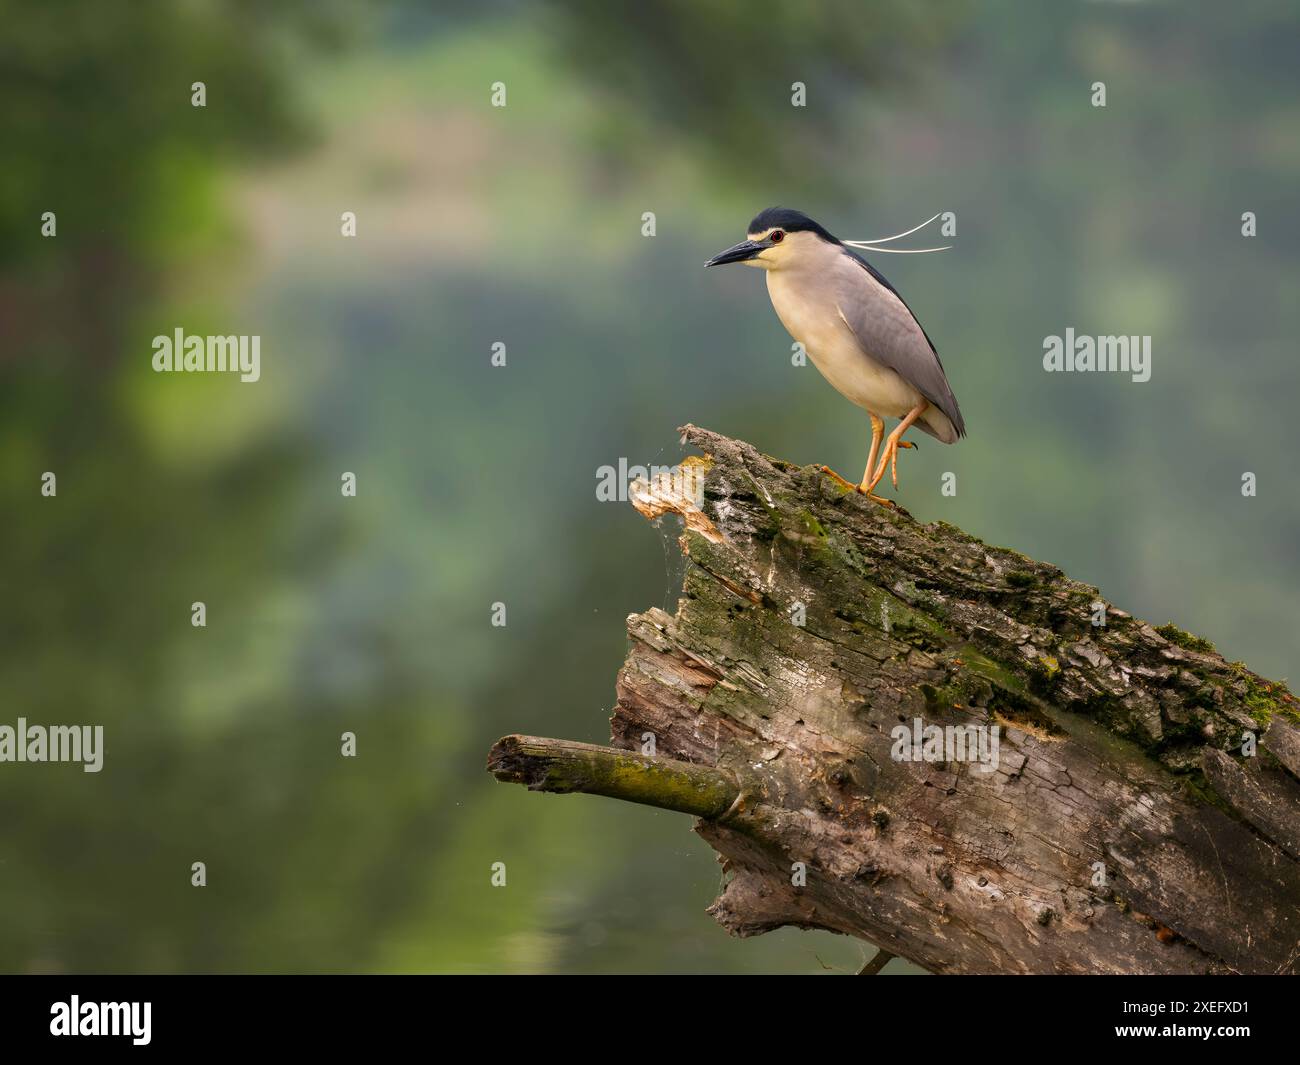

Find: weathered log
[487,425,1300,974]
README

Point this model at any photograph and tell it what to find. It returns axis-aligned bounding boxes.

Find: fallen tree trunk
[488,426,1300,974]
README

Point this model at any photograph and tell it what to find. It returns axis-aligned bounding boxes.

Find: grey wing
[832,248,965,439]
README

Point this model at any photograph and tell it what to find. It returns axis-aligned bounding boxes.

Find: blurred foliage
[1,0,1297,974]
[542,0,969,196]
[0,0,355,368]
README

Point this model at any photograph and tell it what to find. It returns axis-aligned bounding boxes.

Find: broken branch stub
[486,735,742,820]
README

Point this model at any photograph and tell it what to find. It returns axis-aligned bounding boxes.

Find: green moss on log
[1156,623,1216,654]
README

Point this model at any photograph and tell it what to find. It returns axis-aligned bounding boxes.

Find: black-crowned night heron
[705,207,965,504]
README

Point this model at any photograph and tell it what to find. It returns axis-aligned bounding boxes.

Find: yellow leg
[860,414,884,491]
[818,414,895,505]
[818,464,891,505]
[818,465,857,491]
[866,402,927,494]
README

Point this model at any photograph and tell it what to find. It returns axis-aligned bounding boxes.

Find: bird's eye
[770,230,784,243]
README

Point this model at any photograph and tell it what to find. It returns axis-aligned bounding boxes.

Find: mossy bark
[487,735,743,819]
[490,426,1300,974]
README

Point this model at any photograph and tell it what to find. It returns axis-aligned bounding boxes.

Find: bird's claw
[818,465,857,492]
[819,465,894,506]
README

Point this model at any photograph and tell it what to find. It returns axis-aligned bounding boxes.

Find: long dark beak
[704,239,765,268]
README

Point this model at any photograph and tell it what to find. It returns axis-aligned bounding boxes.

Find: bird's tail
[914,405,962,445]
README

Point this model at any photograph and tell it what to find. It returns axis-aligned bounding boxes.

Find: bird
[705,207,964,504]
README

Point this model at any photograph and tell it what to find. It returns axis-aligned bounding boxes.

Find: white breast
[766,268,921,419]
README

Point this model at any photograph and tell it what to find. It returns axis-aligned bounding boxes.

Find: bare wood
[488,426,1300,974]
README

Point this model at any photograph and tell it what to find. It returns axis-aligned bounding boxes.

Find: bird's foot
[818,465,857,492]
[870,438,916,491]
[819,465,895,506]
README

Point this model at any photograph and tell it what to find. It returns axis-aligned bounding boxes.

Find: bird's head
[704,207,838,271]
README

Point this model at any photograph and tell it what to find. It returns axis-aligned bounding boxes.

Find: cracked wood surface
[603,426,1300,974]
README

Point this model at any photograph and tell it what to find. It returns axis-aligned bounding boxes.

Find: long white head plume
[843,212,951,254]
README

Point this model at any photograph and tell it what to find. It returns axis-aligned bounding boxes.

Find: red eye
[770,230,784,243]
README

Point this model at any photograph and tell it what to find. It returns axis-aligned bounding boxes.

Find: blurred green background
[2,0,1297,974]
